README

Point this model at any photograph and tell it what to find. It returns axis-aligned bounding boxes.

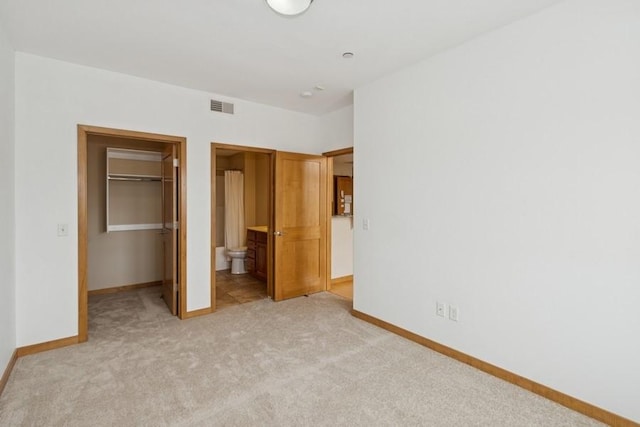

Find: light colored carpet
[0,287,603,426]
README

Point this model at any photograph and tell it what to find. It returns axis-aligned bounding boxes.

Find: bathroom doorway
[324,147,354,302]
[211,144,275,310]
[211,143,329,309]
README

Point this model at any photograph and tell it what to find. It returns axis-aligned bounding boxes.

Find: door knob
[274,231,283,236]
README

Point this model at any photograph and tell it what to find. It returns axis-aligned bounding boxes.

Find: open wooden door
[161,145,178,315]
[274,152,327,301]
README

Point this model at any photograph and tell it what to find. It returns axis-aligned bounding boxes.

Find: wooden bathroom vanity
[247,226,268,281]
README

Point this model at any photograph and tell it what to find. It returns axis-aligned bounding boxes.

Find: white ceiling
[0,0,562,115]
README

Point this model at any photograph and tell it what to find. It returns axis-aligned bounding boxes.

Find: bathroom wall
[244,153,257,227]
[216,156,232,170]
[215,154,244,248]
[244,152,270,227]
[229,153,244,170]
[254,154,270,226]
[215,151,269,246]
[215,173,225,248]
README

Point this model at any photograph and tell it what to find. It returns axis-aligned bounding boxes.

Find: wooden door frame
[210,143,276,311]
[322,147,354,290]
[160,145,179,316]
[77,125,188,343]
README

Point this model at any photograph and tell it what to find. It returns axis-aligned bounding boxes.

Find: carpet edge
[351,309,637,427]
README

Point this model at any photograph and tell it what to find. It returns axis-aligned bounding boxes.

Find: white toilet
[227,247,248,274]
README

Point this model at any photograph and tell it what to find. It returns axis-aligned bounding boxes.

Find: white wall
[354,0,640,422]
[319,105,353,152]
[331,216,353,279]
[14,53,324,347]
[322,106,355,280]
[0,21,16,375]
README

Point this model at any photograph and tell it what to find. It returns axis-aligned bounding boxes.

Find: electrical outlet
[362,218,370,230]
[436,301,446,317]
[57,223,69,237]
[449,305,459,322]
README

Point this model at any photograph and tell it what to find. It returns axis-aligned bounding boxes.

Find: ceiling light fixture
[266,0,313,16]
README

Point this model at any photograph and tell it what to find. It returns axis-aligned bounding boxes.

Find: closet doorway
[77,125,187,343]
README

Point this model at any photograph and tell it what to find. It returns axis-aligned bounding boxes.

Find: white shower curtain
[224,171,245,258]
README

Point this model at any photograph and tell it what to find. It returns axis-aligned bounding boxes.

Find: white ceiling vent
[211,99,234,114]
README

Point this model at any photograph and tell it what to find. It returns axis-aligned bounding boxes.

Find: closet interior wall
[87,135,165,292]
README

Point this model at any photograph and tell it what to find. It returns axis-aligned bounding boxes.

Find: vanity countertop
[247,225,268,233]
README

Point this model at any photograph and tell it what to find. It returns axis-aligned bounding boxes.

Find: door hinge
[173,282,178,292]
[173,158,179,168]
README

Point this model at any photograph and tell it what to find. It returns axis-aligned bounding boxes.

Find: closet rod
[108,176,161,182]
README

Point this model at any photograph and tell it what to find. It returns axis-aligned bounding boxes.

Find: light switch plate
[449,305,459,322]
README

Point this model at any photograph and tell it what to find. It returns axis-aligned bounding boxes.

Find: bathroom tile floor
[215,269,268,310]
